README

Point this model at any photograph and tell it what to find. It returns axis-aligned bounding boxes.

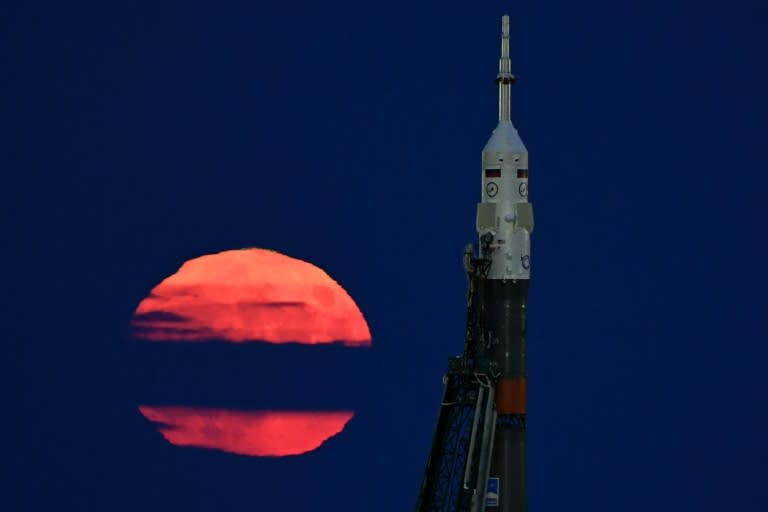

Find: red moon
[133,248,370,457]
[138,407,354,457]
[131,248,371,346]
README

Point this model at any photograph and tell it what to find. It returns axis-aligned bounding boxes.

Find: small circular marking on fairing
[521,255,530,269]
[518,182,528,197]
[486,182,499,197]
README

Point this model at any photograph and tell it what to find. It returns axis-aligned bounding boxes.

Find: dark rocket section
[481,267,529,512]
[482,280,528,379]
[415,255,531,512]
[489,420,527,512]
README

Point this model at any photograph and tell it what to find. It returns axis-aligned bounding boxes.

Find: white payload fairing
[477,14,534,281]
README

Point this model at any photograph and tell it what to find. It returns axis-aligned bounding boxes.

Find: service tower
[415,14,533,512]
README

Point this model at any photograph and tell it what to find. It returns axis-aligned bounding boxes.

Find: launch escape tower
[415,15,533,512]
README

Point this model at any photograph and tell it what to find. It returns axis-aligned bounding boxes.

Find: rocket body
[476,14,532,512]
[412,14,533,512]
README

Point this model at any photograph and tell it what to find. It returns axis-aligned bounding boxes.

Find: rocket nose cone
[483,121,527,154]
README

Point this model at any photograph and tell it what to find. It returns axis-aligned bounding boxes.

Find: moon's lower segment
[138,406,354,457]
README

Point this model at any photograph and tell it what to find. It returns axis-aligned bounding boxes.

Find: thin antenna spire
[496,14,516,121]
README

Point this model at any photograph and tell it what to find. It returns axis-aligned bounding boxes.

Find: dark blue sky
[4,0,767,511]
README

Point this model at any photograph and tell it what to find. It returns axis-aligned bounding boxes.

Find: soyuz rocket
[416,14,533,512]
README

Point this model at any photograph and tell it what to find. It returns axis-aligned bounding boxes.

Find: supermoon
[131,248,371,346]
[138,406,354,457]
[133,248,369,457]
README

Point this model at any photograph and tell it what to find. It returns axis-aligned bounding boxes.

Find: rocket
[476,13,532,512]
[414,14,533,512]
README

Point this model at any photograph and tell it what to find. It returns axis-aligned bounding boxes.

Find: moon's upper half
[131,248,371,346]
